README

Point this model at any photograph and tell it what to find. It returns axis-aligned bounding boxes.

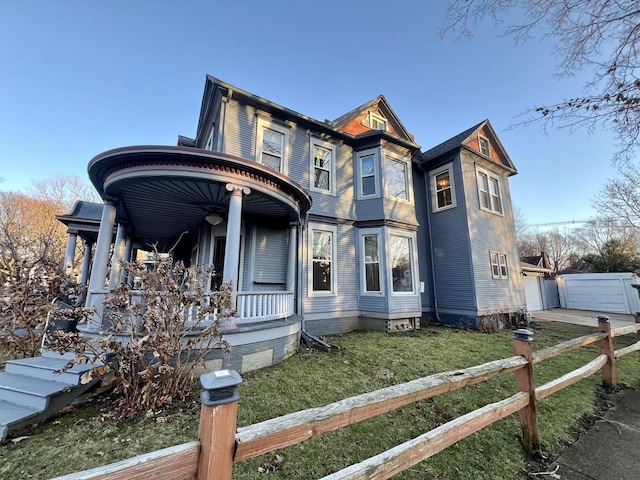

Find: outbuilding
[557,272,640,314]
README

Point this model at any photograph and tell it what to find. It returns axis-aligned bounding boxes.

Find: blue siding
[426,156,476,315]
[412,166,434,312]
[459,151,526,313]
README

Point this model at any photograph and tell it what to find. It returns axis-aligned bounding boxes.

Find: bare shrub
[47,252,232,419]
[0,259,71,358]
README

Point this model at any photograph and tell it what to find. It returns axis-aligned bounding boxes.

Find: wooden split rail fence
[54,315,640,480]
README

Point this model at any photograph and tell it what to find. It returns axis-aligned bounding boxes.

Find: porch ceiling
[88,146,312,251]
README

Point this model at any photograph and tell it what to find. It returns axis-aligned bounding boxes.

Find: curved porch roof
[88,146,312,251]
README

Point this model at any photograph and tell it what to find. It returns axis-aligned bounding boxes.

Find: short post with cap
[197,369,242,480]
[598,315,616,390]
[513,328,540,455]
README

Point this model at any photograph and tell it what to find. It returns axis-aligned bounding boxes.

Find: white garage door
[524,276,543,311]
[564,279,628,314]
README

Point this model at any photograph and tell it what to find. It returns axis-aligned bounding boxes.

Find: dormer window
[479,135,490,157]
[370,112,387,131]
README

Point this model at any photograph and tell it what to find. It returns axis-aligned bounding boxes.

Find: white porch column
[119,237,133,285]
[79,240,93,286]
[86,202,117,307]
[223,184,251,288]
[108,223,127,290]
[63,233,78,277]
[286,223,297,291]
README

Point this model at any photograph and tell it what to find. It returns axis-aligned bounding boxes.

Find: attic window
[370,112,387,131]
[479,135,490,157]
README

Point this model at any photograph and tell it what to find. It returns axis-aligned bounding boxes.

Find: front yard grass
[1,320,639,479]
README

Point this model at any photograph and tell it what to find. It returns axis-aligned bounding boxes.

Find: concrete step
[0,399,40,441]
[40,349,78,360]
[5,356,99,385]
[0,372,72,410]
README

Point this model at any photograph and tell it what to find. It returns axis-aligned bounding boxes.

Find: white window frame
[384,154,411,203]
[308,224,337,296]
[476,167,503,215]
[490,251,509,279]
[255,117,289,175]
[356,148,380,200]
[370,112,387,131]
[478,134,490,157]
[359,228,384,295]
[429,163,456,212]
[309,137,336,195]
[387,231,417,295]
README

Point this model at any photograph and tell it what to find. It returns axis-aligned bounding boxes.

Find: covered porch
[59,146,311,370]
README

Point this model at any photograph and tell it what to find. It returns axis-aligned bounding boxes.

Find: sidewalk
[535,385,640,479]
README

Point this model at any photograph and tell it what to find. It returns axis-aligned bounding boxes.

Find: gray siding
[252,224,288,290]
[427,156,476,314]
[223,101,357,221]
[460,151,526,313]
[302,222,359,319]
[412,166,434,312]
[222,101,257,161]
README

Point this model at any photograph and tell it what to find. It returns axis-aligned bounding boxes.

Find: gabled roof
[189,76,420,152]
[422,121,484,161]
[329,95,415,143]
[522,252,552,270]
[421,120,516,173]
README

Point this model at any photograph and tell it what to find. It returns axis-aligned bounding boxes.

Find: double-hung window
[360,232,382,293]
[256,118,289,174]
[479,135,490,157]
[477,169,503,214]
[384,157,409,201]
[490,252,509,279]
[358,150,378,198]
[310,138,336,194]
[430,163,456,212]
[390,234,414,293]
[309,225,336,295]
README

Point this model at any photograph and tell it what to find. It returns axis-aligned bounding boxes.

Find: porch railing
[87,290,294,328]
[235,291,294,324]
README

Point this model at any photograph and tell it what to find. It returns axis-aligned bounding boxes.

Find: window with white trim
[479,135,490,157]
[384,156,409,201]
[477,169,503,214]
[310,138,336,194]
[256,118,289,173]
[357,150,378,198]
[309,225,336,295]
[370,112,386,131]
[390,234,414,293]
[360,231,382,293]
[490,252,509,279]
[430,163,456,212]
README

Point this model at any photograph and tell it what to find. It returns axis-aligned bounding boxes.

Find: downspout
[298,213,308,331]
[422,168,441,322]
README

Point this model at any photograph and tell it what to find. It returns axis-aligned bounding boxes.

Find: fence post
[513,328,540,455]
[197,370,243,480]
[598,315,616,390]
[635,312,640,343]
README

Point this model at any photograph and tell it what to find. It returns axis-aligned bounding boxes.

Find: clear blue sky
[0,1,617,227]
